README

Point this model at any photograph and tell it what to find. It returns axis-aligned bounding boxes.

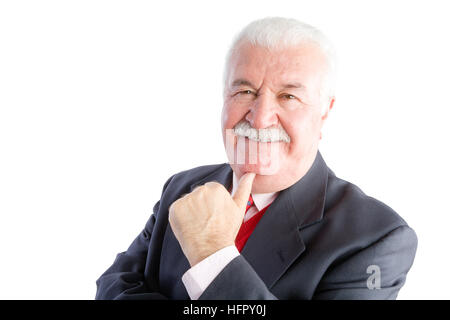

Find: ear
[321,97,335,121]
[319,97,335,140]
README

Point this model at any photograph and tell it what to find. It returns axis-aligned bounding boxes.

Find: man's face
[221,41,334,193]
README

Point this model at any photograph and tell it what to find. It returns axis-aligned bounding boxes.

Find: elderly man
[96,17,417,300]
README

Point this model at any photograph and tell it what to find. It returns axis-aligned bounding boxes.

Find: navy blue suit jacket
[96,152,418,299]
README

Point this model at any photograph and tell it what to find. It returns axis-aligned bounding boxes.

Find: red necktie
[235,194,271,252]
[245,194,254,212]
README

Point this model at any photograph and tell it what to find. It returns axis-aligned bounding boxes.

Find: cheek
[222,101,243,147]
[278,111,303,142]
[222,101,246,129]
[280,111,321,151]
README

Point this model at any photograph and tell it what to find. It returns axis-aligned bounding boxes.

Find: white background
[0,0,448,299]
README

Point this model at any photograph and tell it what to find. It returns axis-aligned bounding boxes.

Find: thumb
[232,172,256,211]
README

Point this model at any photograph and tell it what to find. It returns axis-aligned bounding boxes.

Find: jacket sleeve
[198,254,278,300]
[95,176,174,300]
[313,225,418,300]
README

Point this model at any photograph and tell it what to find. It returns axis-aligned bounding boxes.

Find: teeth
[232,120,291,143]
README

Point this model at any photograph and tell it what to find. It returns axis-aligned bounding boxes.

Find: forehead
[228,41,328,88]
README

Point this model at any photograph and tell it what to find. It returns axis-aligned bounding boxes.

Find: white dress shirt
[181,172,278,300]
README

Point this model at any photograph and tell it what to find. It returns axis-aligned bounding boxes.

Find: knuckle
[205,181,224,192]
[168,200,183,226]
[192,185,203,193]
[169,199,182,215]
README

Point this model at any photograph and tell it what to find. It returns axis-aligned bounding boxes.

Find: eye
[281,94,297,100]
[232,90,256,99]
[239,90,254,95]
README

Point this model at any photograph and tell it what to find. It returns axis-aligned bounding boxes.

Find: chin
[234,161,281,176]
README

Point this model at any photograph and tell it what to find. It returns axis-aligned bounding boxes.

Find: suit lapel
[241,151,329,289]
[241,190,305,288]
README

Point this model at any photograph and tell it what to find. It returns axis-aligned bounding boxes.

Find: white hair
[223,17,337,105]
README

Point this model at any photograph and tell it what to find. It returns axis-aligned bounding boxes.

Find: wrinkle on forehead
[227,41,328,94]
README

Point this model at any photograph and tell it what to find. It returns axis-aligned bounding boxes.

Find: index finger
[232,172,256,210]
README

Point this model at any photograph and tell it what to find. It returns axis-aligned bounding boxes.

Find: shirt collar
[230,172,279,211]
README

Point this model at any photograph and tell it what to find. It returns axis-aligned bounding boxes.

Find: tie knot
[246,194,254,212]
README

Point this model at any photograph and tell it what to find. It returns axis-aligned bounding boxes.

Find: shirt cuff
[181,245,240,300]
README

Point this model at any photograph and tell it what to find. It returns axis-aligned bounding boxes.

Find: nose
[245,93,279,129]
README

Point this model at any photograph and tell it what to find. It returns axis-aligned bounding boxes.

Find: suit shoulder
[324,169,409,239]
[171,163,229,184]
[160,163,229,198]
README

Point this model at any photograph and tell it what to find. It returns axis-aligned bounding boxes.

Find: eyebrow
[230,78,305,90]
[231,78,256,88]
[281,82,305,90]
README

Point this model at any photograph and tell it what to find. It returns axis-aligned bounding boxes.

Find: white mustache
[232,120,291,143]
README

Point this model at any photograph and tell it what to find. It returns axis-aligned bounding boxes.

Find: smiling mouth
[232,120,291,143]
[224,124,283,173]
